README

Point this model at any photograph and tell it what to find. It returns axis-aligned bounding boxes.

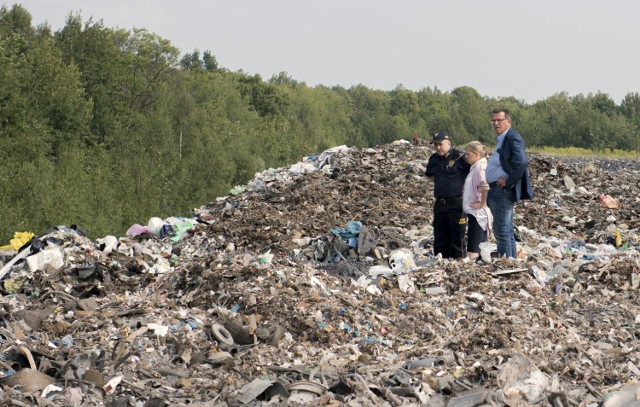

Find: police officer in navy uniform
[425,131,471,259]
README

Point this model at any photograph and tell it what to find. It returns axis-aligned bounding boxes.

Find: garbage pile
[1,141,640,406]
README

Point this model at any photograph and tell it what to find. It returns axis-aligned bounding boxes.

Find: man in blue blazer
[485,108,534,258]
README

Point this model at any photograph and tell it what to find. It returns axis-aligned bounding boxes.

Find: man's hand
[496,177,506,188]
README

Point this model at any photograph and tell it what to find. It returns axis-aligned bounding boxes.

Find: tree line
[1,4,639,241]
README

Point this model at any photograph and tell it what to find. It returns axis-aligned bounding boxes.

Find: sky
[9,0,640,104]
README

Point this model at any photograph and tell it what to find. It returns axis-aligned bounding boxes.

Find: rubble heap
[1,141,640,406]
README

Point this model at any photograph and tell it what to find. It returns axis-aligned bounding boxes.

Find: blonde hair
[465,141,487,157]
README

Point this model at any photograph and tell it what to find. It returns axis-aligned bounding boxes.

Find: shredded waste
[1,140,640,406]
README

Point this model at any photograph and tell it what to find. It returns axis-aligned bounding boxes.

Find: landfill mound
[1,141,640,406]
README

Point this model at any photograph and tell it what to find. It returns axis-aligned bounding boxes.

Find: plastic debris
[0,142,639,405]
[599,194,618,208]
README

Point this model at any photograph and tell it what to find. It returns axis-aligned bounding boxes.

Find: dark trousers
[433,199,466,259]
[466,214,487,253]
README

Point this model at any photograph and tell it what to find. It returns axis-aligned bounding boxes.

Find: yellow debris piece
[0,231,34,251]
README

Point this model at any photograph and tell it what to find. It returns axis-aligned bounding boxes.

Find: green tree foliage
[180,49,219,73]
[1,4,640,242]
[202,51,218,72]
[55,15,130,142]
[348,85,393,146]
[0,4,32,38]
[122,28,180,112]
[450,86,486,143]
[236,73,289,117]
[416,87,454,140]
[620,92,640,122]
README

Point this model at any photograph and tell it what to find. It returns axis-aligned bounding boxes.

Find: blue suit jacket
[498,128,534,202]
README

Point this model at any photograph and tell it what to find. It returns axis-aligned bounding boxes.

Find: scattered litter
[1,142,640,405]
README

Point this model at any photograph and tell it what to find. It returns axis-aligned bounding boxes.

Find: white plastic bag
[388,249,417,274]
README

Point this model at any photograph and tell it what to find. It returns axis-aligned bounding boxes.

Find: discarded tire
[223,319,253,345]
[206,351,234,366]
[211,324,234,346]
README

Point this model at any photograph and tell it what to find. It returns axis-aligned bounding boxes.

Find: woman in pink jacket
[462,141,493,261]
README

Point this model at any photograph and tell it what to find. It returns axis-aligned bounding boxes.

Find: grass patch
[527,146,640,159]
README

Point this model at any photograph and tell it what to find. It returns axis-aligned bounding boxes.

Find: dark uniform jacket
[425,149,470,198]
